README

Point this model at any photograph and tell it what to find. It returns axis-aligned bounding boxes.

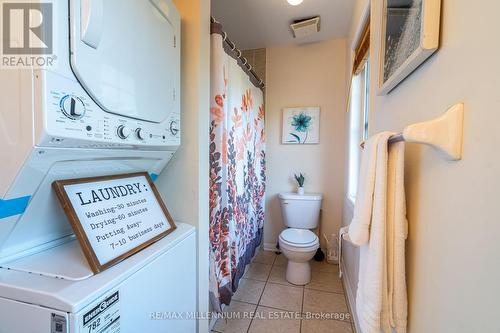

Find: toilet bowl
[278,192,322,285]
[279,228,319,285]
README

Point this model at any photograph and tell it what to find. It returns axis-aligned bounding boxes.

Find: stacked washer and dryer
[0,0,196,332]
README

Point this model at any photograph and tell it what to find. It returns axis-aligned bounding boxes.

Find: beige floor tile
[248,306,301,333]
[273,253,287,267]
[301,318,353,333]
[259,283,303,312]
[305,269,344,293]
[310,259,340,274]
[232,278,266,304]
[253,250,277,265]
[243,262,272,281]
[267,265,294,286]
[303,289,350,322]
[213,301,256,333]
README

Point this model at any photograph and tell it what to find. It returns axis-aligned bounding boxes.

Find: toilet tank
[279,193,322,229]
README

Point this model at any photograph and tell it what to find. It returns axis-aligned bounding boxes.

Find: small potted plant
[294,173,305,195]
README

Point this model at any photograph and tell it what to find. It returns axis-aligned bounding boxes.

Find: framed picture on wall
[282,107,320,144]
[379,0,441,95]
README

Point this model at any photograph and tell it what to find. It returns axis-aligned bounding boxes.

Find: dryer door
[69,0,180,123]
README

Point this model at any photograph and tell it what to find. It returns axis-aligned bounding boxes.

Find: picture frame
[378,0,441,95]
[282,107,320,145]
[52,172,176,273]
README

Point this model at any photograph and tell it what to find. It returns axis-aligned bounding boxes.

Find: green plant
[294,173,305,187]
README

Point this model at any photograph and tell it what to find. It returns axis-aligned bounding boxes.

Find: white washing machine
[0,223,197,333]
[0,0,197,332]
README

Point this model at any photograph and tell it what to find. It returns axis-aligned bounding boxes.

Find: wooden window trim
[353,19,370,75]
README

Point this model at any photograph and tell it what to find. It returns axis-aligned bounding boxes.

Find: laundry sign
[53,172,176,273]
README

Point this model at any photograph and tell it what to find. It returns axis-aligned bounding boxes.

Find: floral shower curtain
[209,30,266,310]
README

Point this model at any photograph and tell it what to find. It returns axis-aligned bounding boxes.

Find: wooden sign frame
[52,172,176,273]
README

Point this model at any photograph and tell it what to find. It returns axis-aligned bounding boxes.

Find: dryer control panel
[40,71,180,150]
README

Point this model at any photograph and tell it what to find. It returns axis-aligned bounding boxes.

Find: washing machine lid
[69,0,180,123]
[279,229,318,247]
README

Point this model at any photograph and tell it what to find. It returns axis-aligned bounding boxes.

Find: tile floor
[212,249,354,333]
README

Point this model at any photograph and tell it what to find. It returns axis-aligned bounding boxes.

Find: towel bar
[361,103,464,161]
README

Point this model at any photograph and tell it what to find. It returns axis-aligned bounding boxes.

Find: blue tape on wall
[0,196,31,219]
[150,173,159,182]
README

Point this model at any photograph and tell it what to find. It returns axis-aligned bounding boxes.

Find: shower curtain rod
[211,17,265,90]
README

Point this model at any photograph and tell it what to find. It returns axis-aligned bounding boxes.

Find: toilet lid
[279,229,318,247]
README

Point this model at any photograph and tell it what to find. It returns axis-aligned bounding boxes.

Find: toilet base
[286,260,312,285]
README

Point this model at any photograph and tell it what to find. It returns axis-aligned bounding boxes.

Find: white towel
[387,138,408,333]
[347,132,408,333]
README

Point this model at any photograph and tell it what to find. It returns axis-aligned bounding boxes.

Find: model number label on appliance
[82,291,120,333]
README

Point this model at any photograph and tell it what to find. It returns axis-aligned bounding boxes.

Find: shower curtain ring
[242,58,247,66]
[222,32,227,41]
[237,50,242,58]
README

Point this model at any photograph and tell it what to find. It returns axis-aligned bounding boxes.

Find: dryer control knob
[135,128,145,140]
[60,95,86,120]
[169,120,179,136]
[117,125,131,139]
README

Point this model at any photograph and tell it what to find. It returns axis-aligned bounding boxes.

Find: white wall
[156,1,210,332]
[343,0,500,331]
[264,40,347,250]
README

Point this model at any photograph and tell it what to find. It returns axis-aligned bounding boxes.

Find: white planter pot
[297,187,305,195]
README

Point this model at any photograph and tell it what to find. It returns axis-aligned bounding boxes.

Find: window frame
[347,60,370,203]
[346,8,371,205]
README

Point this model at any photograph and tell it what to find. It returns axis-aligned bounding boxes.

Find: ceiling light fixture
[287,0,303,6]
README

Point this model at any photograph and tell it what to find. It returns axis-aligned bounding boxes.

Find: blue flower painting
[282,107,320,144]
[292,113,312,132]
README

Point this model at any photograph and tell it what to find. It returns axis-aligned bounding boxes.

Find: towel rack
[361,103,464,161]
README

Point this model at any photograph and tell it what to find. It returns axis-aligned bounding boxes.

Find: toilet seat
[279,229,319,250]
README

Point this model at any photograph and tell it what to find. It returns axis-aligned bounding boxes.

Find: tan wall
[264,40,347,249]
[156,1,210,332]
[343,0,500,331]
[241,48,266,86]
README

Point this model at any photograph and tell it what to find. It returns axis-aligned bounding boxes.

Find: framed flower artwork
[282,107,320,144]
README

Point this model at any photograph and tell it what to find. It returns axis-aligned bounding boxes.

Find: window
[347,21,370,202]
[347,61,370,201]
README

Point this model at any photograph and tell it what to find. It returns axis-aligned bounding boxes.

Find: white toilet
[278,192,322,285]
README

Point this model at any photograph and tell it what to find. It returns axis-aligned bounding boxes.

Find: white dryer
[0,0,196,332]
